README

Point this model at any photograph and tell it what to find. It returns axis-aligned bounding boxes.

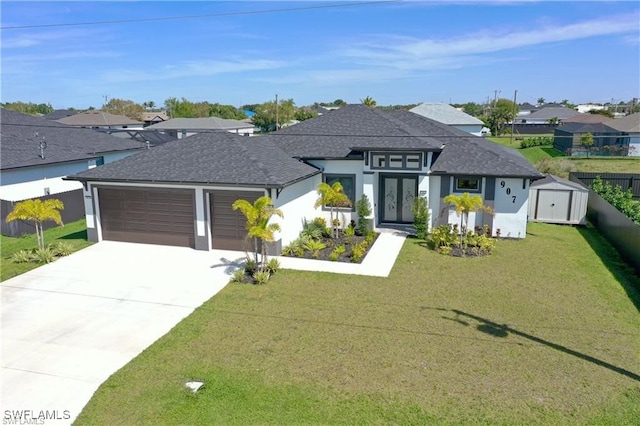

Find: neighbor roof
[141,112,169,122]
[145,117,254,131]
[57,110,142,126]
[557,122,620,133]
[561,114,610,124]
[606,113,640,133]
[43,109,77,120]
[523,106,581,121]
[67,132,320,188]
[409,103,484,126]
[1,109,144,170]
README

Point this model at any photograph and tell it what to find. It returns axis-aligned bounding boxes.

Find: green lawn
[75,223,640,425]
[1,219,92,281]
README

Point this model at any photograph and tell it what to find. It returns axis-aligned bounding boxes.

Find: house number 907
[501,180,516,203]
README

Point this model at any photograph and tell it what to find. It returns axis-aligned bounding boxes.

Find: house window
[323,174,356,211]
[96,156,105,166]
[454,177,481,193]
[370,152,422,170]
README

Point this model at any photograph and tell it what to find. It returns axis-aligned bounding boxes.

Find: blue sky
[2,1,639,109]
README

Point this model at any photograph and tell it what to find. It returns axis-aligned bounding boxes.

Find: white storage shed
[528,175,588,225]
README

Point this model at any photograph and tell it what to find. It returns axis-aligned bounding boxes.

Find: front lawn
[1,219,92,281]
[76,223,640,425]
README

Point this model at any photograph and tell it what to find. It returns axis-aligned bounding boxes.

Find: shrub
[520,136,553,149]
[11,249,34,263]
[351,241,368,263]
[33,247,57,264]
[328,251,340,262]
[591,176,640,225]
[265,258,281,274]
[244,257,257,274]
[411,196,430,240]
[301,218,326,240]
[334,245,346,255]
[355,195,372,236]
[253,270,270,285]
[365,232,377,246]
[430,224,457,249]
[231,269,246,283]
[282,236,309,257]
[534,158,576,178]
[52,241,75,257]
[304,240,326,258]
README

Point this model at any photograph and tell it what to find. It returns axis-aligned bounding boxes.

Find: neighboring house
[410,102,485,136]
[68,105,542,252]
[577,104,605,114]
[515,106,581,124]
[561,114,610,124]
[43,109,77,120]
[606,113,640,157]
[57,110,144,129]
[518,102,538,115]
[1,109,145,235]
[145,117,255,138]
[553,122,627,156]
[141,111,169,127]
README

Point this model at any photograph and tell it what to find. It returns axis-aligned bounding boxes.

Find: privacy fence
[570,172,640,199]
[1,189,85,237]
[570,173,640,275]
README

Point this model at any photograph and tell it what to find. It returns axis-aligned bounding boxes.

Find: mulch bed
[284,231,379,263]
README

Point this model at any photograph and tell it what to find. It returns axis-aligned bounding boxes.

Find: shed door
[210,191,263,250]
[536,190,571,222]
[99,188,195,247]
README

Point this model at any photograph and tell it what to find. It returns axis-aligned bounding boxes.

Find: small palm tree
[232,196,283,269]
[314,182,352,238]
[360,96,377,107]
[443,193,493,246]
[5,199,64,249]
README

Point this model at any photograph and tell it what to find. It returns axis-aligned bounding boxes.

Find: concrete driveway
[1,241,245,424]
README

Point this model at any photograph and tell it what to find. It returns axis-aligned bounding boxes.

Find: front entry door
[381,175,417,223]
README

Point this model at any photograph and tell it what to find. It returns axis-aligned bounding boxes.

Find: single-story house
[606,113,640,157]
[515,106,581,124]
[141,111,169,127]
[553,122,627,156]
[68,105,543,252]
[145,117,256,138]
[410,103,485,136]
[561,114,610,124]
[57,110,144,130]
[1,109,145,236]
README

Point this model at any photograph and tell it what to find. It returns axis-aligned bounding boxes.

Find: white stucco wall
[272,175,323,245]
[492,177,529,238]
[628,134,640,156]
[0,177,83,202]
[1,161,90,186]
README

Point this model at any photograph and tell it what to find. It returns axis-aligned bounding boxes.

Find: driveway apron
[1,241,245,424]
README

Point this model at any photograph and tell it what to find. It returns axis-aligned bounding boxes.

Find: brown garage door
[99,188,195,248]
[210,191,263,250]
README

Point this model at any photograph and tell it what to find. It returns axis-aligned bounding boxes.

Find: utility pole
[493,90,500,109]
[275,93,279,131]
[510,90,518,145]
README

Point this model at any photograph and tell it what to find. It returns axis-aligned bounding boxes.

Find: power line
[1,1,400,30]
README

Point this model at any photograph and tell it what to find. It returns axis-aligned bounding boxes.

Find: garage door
[99,188,195,247]
[210,191,263,250]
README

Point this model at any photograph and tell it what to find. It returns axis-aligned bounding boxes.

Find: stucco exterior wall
[272,175,323,246]
[492,177,529,238]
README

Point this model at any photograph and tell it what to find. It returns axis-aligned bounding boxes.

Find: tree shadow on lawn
[542,147,565,158]
[577,226,640,313]
[445,309,640,382]
[58,230,88,240]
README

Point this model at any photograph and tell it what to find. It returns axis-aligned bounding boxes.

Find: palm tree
[360,96,377,107]
[232,196,283,268]
[5,199,64,249]
[443,193,493,246]
[314,182,352,238]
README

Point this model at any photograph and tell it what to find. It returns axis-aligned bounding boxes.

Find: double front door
[380,175,417,223]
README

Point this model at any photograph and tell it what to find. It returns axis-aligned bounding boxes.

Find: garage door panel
[99,188,195,248]
[210,191,263,250]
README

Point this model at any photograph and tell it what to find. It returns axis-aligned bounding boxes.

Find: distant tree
[546,117,559,125]
[294,108,317,121]
[360,96,377,107]
[561,99,577,109]
[486,98,519,136]
[580,132,595,157]
[241,104,260,113]
[5,199,64,249]
[588,109,614,118]
[209,103,246,120]
[2,101,54,115]
[462,102,483,117]
[163,97,209,118]
[537,97,546,105]
[333,99,347,107]
[102,98,144,120]
[142,101,156,111]
[251,98,296,132]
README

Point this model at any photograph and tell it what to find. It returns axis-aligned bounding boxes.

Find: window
[323,174,356,211]
[454,177,481,193]
[370,152,422,170]
[96,156,105,166]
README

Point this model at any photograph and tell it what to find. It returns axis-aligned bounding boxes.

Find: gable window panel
[454,177,481,193]
[324,174,356,211]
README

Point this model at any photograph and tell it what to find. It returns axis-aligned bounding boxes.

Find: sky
[1,1,639,109]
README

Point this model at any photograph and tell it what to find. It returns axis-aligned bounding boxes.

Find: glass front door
[381,175,417,223]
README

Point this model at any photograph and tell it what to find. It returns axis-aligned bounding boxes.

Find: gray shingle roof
[606,113,640,133]
[409,103,483,126]
[557,122,619,133]
[146,117,254,131]
[43,109,76,120]
[522,106,581,121]
[1,109,145,170]
[56,110,142,126]
[68,132,320,187]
